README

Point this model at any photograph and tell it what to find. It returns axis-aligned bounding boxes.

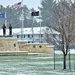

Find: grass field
[0,53,75,75]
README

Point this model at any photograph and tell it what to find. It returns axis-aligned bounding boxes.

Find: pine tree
[39,0,55,26]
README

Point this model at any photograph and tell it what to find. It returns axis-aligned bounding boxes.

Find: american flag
[13,2,21,8]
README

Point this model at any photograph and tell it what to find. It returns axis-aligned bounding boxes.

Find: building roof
[13,27,46,35]
[0,27,59,36]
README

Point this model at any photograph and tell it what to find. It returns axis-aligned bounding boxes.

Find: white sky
[0,0,41,10]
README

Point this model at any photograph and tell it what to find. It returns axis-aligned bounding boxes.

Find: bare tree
[45,0,75,69]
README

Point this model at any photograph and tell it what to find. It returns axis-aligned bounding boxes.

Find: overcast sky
[0,0,41,10]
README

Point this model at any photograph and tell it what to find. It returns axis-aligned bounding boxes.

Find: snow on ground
[55,49,75,54]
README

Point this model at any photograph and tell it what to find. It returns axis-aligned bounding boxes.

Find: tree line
[0,5,40,28]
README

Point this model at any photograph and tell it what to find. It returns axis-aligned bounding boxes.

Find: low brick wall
[18,41,29,51]
[0,38,54,54]
[27,43,54,53]
[18,42,54,54]
[0,37,19,51]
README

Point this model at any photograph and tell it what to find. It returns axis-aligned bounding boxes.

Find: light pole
[69,49,71,71]
[54,46,55,69]
[74,50,75,70]
[37,18,42,43]
[53,34,55,69]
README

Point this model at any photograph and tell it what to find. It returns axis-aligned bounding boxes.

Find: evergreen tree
[0,5,38,28]
[39,0,55,26]
[0,5,6,28]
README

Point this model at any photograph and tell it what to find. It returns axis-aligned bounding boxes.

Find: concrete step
[0,51,28,56]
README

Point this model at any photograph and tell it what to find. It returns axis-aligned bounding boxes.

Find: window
[17,35,19,38]
[32,35,33,38]
[40,41,43,43]
[28,34,30,38]
[24,35,25,38]
[28,41,30,43]
[41,34,43,37]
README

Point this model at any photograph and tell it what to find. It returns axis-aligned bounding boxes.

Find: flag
[0,12,5,18]
[31,11,39,16]
[13,2,21,8]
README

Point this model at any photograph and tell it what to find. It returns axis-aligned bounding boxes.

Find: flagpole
[32,16,34,43]
[5,12,7,27]
[5,8,7,27]
[21,0,24,40]
[39,11,42,43]
[21,0,23,4]
[31,11,39,43]
[5,9,7,37]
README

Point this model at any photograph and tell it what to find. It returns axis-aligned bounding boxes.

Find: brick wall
[0,38,54,54]
[18,42,54,54]
[0,38,19,51]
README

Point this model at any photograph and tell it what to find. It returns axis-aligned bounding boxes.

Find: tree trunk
[63,54,66,69]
